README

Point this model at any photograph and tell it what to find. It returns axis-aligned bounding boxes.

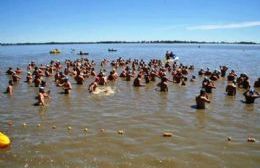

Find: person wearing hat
[243,88,260,104]
[196,89,211,109]
[226,80,237,96]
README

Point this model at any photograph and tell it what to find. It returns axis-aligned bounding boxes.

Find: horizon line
[1,40,259,45]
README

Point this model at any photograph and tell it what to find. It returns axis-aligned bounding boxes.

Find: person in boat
[254,78,260,87]
[6,80,14,95]
[226,80,237,96]
[36,87,50,106]
[196,89,211,109]
[133,74,145,87]
[243,88,260,104]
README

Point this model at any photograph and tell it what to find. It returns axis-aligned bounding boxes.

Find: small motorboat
[108,49,117,52]
[77,51,89,55]
[49,49,61,54]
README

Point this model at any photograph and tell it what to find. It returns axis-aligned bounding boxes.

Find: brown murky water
[0,44,259,167]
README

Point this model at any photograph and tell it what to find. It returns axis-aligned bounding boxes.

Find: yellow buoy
[117,130,124,135]
[0,132,11,149]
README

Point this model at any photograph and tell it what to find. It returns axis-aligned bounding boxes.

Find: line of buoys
[0,132,11,149]
[3,122,258,144]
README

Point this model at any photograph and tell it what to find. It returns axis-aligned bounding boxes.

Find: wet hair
[200,88,206,95]
[9,80,14,86]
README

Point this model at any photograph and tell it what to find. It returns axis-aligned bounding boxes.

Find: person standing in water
[243,89,260,104]
[59,77,72,94]
[36,87,50,106]
[226,80,237,96]
[196,89,211,109]
[6,80,14,95]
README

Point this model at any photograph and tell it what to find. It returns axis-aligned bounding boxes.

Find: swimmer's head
[200,88,206,95]
[39,87,45,92]
[9,80,14,86]
[27,72,31,75]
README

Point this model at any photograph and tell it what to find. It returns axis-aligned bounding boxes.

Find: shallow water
[0,44,260,168]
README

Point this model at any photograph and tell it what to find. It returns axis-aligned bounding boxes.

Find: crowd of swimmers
[3,51,260,108]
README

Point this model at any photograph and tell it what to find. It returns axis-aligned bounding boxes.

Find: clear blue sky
[1,0,260,43]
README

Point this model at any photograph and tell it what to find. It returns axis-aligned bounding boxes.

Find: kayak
[0,132,11,148]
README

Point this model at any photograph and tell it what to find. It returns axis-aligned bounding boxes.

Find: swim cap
[39,87,45,90]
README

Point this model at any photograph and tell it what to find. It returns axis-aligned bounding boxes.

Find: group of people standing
[3,52,260,108]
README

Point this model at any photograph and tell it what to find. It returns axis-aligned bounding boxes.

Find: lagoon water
[0,44,259,168]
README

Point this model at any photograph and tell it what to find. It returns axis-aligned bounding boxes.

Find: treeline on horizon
[0,40,258,46]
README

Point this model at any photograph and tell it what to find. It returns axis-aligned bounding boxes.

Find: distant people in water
[3,52,259,109]
[196,89,211,109]
[243,89,260,104]
[226,80,237,96]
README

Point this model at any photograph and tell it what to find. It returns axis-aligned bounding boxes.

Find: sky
[0,0,260,43]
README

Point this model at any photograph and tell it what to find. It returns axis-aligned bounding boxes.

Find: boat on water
[77,51,89,56]
[49,49,61,54]
[108,49,117,52]
[0,132,10,149]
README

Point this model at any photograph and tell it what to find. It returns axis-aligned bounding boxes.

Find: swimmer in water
[36,87,51,106]
[58,77,72,94]
[243,88,260,104]
[226,80,237,96]
[157,76,169,92]
[133,74,145,87]
[195,89,211,109]
[88,80,98,93]
[6,80,14,95]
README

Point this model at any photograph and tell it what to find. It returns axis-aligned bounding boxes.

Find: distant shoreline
[0,40,258,46]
